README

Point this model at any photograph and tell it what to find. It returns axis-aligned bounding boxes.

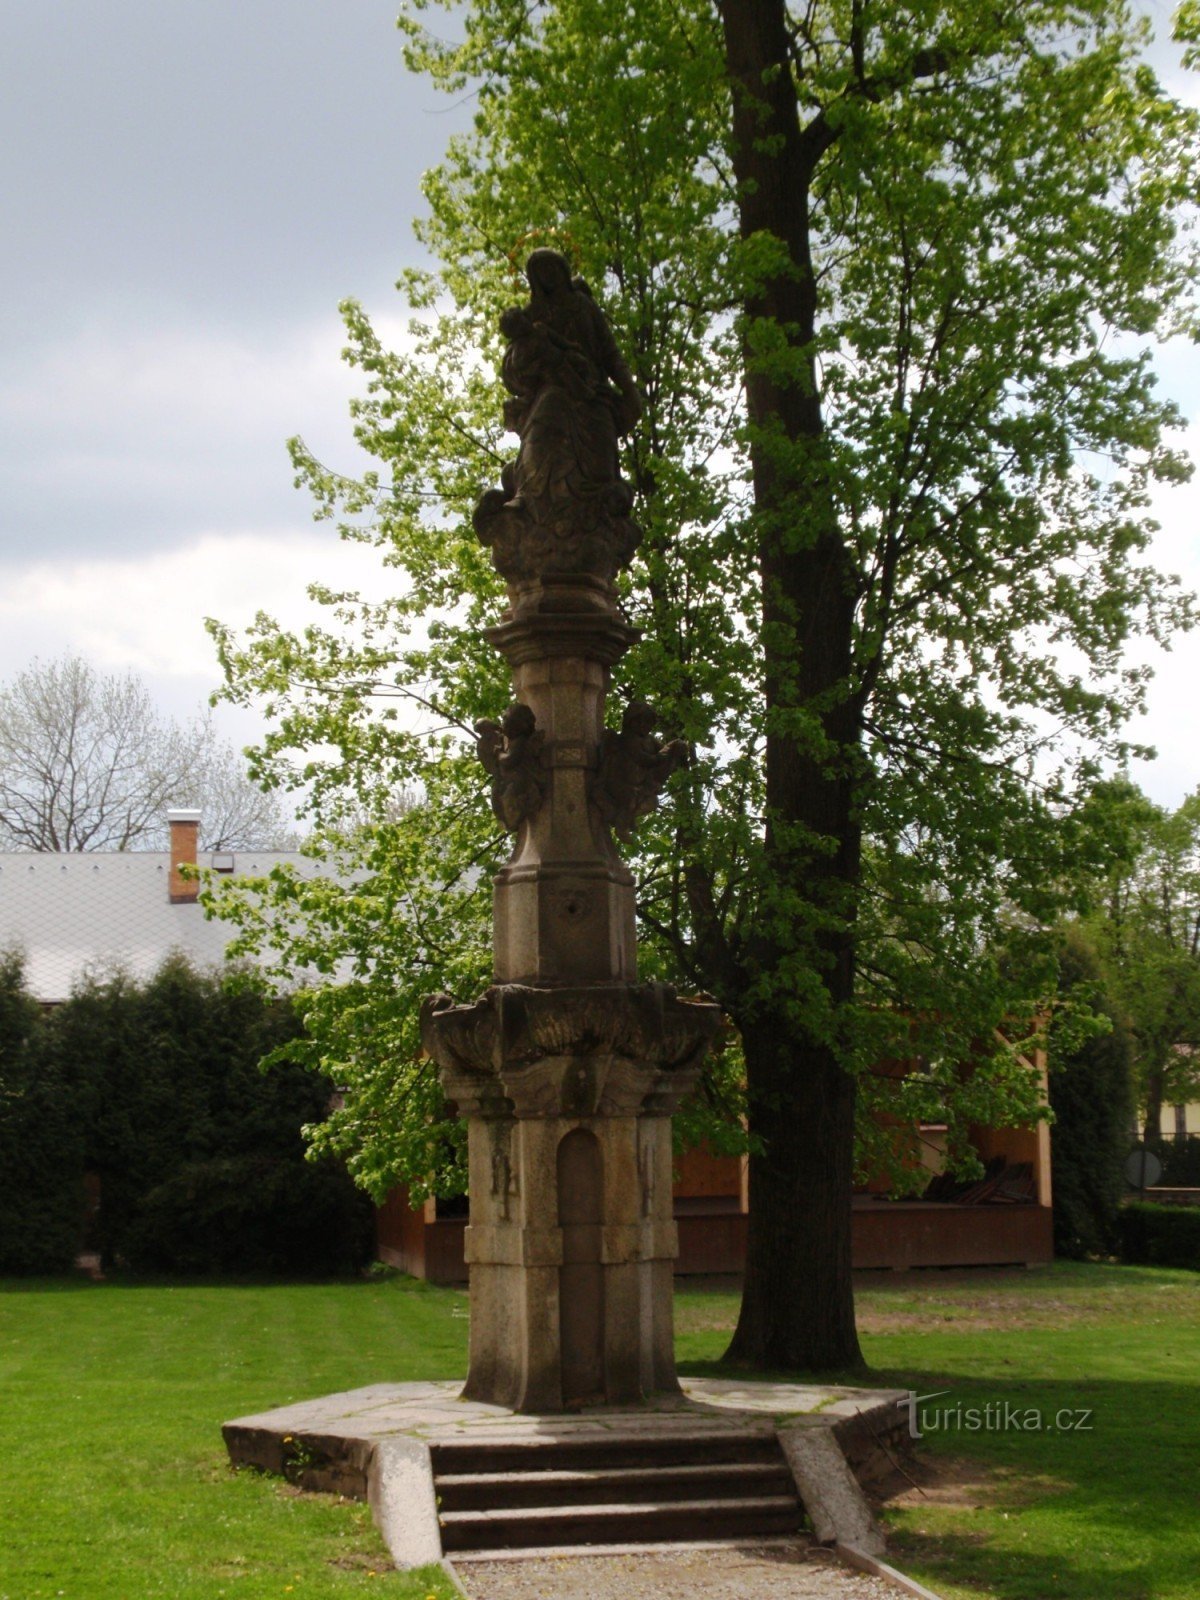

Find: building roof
[0,849,334,1003]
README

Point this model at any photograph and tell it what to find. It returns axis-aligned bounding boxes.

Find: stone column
[421,248,719,1412]
[485,608,639,988]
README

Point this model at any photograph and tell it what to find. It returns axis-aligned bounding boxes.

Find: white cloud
[4,461,1197,811]
[0,526,397,743]
[1124,422,1200,807]
[2,406,1198,796]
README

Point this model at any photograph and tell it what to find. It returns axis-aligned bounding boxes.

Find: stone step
[438,1494,805,1552]
[436,1458,795,1510]
[452,1535,804,1564]
[429,1427,780,1478]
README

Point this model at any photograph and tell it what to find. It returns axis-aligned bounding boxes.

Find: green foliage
[1160,1134,1200,1185]
[1178,0,1200,70]
[1072,778,1200,1135]
[1118,1200,1200,1270]
[42,956,329,1265]
[0,953,84,1273]
[1,956,368,1275]
[123,1155,374,1276]
[1047,932,1136,1258]
[208,0,1199,1205]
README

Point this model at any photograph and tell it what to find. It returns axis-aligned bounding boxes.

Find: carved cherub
[474,702,547,832]
[591,700,688,842]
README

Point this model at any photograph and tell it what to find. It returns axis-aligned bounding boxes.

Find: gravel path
[456,1542,905,1600]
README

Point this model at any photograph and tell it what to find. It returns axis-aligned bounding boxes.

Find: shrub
[1048,934,1136,1259]
[1160,1136,1200,1188]
[41,957,335,1268]
[0,953,85,1273]
[10,955,372,1277]
[1117,1202,1200,1271]
[2,954,376,1277]
[123,1155,375,1276]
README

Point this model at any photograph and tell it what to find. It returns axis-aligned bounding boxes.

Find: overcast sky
[1,1,1198,810]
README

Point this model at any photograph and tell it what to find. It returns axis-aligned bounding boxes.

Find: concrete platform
[225,1376,905,1448]
[223,1377,911,1575]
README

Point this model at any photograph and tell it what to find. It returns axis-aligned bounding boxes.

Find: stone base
[222,1377,910,1571]
[460,1111,680,1412]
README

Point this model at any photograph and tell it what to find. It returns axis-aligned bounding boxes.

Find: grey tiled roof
[0,851,334,1003]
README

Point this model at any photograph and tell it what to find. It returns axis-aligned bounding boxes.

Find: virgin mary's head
[525,248,573,299]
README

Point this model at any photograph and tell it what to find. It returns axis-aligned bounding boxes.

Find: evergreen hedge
[123,1155,374,1276]
[1,954,373,1276]
[1117,1202,1200,1270]
[0,953,85,1273]
[1048,935,1136,1260]
[1158,1136,1200,1188]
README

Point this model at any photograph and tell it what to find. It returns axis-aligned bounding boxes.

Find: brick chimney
[168,809,201,903]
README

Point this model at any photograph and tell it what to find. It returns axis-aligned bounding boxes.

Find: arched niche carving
[557,1127,605,1406]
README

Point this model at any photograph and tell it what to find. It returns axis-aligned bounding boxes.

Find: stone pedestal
[421,589,719,1412]
[423,982,718,1411]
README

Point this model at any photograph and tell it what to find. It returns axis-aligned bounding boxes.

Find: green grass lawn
[0,1273,468,1600]
[678,1262,1200,1600]
[2,1262,1197,1600]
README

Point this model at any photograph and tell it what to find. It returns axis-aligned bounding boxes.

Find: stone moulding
[421,982,721,1120]
[484,606,639,666]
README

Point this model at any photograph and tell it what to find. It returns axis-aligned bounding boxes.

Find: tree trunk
[717,0,865,1370]
[1143,1069,1165,1144]
[729,1020,863,1370]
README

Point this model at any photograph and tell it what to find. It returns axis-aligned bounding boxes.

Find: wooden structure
[378,1090,1054,1282]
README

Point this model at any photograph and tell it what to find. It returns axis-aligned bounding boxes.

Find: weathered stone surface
[421,983,720,1120]
[778,1424,887,1558]
[453,1113,680,1411]
[426,252,713,1414]
[472,611,642,987]
[420,981,718,1412]
[475,703,548,833]
[222,1379,911,1573]
[483,613,640,987]
[223,1377,909,1444]
[369,1437,443,1570]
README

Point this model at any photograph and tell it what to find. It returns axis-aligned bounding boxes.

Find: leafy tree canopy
[208,0,1198,1357]
[1072,777,1200,1138]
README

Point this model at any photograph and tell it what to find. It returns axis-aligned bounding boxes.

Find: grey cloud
[0,314,377,556]
[1,1,458,339]
[0,1,470,559]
